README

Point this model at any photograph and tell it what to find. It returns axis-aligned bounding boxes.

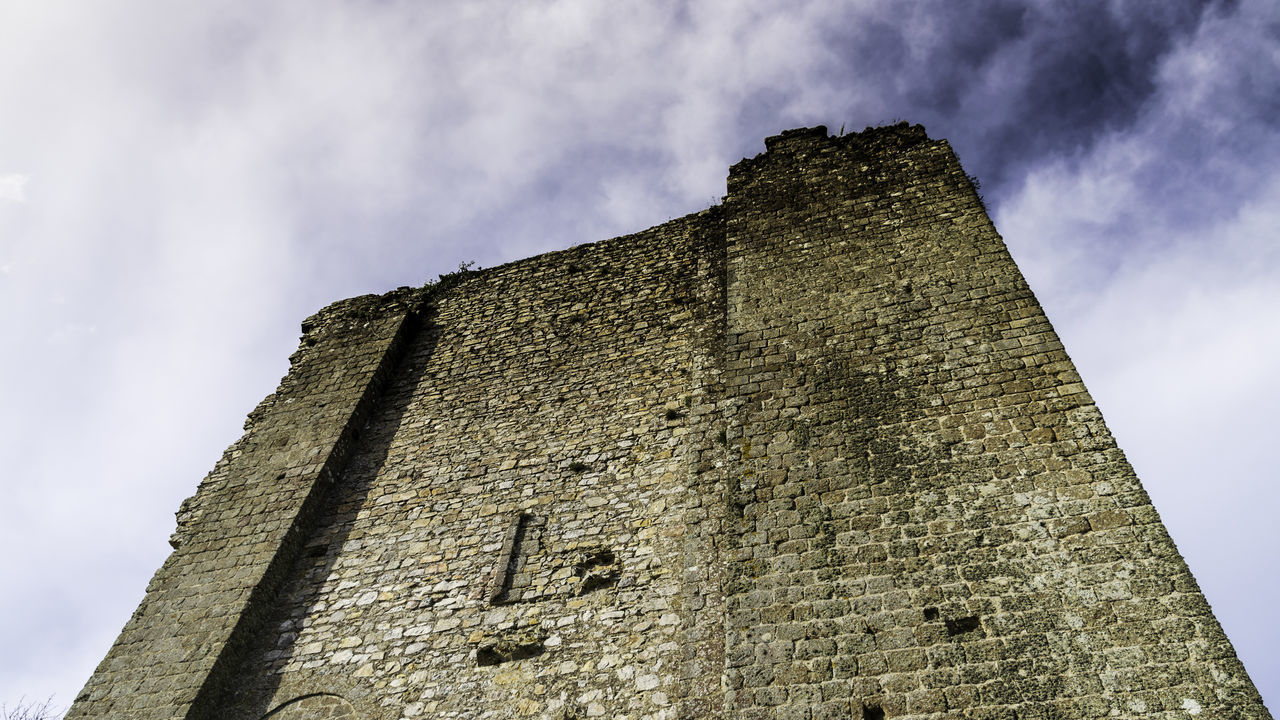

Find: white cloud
[0,174,27,203]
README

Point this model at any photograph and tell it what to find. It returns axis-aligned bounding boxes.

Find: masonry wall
[195,210,732,720]
[68,124,1269,720]
[719,126,1269,719]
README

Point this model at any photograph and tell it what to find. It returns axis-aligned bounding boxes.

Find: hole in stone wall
[945,615,982,636]
[568,461,589,472]
[922,607,939,621]
[573,548,615,573]
[572,547,619,595]
[578,571,619,594]
[475,636,547,666]
[862,703,885,720]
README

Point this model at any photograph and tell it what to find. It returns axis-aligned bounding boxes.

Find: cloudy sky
[1,0,1276,712]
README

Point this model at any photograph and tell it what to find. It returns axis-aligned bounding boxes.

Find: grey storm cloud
[806,0,1242,196]
[1,0,1276,711]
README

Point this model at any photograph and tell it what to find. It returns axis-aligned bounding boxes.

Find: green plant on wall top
[422,261,477,297]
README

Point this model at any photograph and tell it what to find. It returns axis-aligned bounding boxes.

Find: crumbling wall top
[732,122,935,186]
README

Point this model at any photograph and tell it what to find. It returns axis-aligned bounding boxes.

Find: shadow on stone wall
[191,303,443,720]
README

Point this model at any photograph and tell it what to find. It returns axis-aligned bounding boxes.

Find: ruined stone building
[68,125,1271,720]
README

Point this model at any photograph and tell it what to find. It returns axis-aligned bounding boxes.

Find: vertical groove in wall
[488,513,527,604]
[186,301,425,720]
[67,291,423,720]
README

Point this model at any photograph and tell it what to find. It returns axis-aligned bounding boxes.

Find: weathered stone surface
[69,124,1270,720]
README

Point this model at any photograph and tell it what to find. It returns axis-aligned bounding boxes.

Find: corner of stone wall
[300,287,425,337]
[69,285,426,720]
[718,124,1273,720]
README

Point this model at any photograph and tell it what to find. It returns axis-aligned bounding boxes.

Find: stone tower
[68,125,1270,720]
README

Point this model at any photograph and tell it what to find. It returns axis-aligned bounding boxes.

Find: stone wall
[720,126,1268,719]
[200,210,730,720]
[68,125,1270,720]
